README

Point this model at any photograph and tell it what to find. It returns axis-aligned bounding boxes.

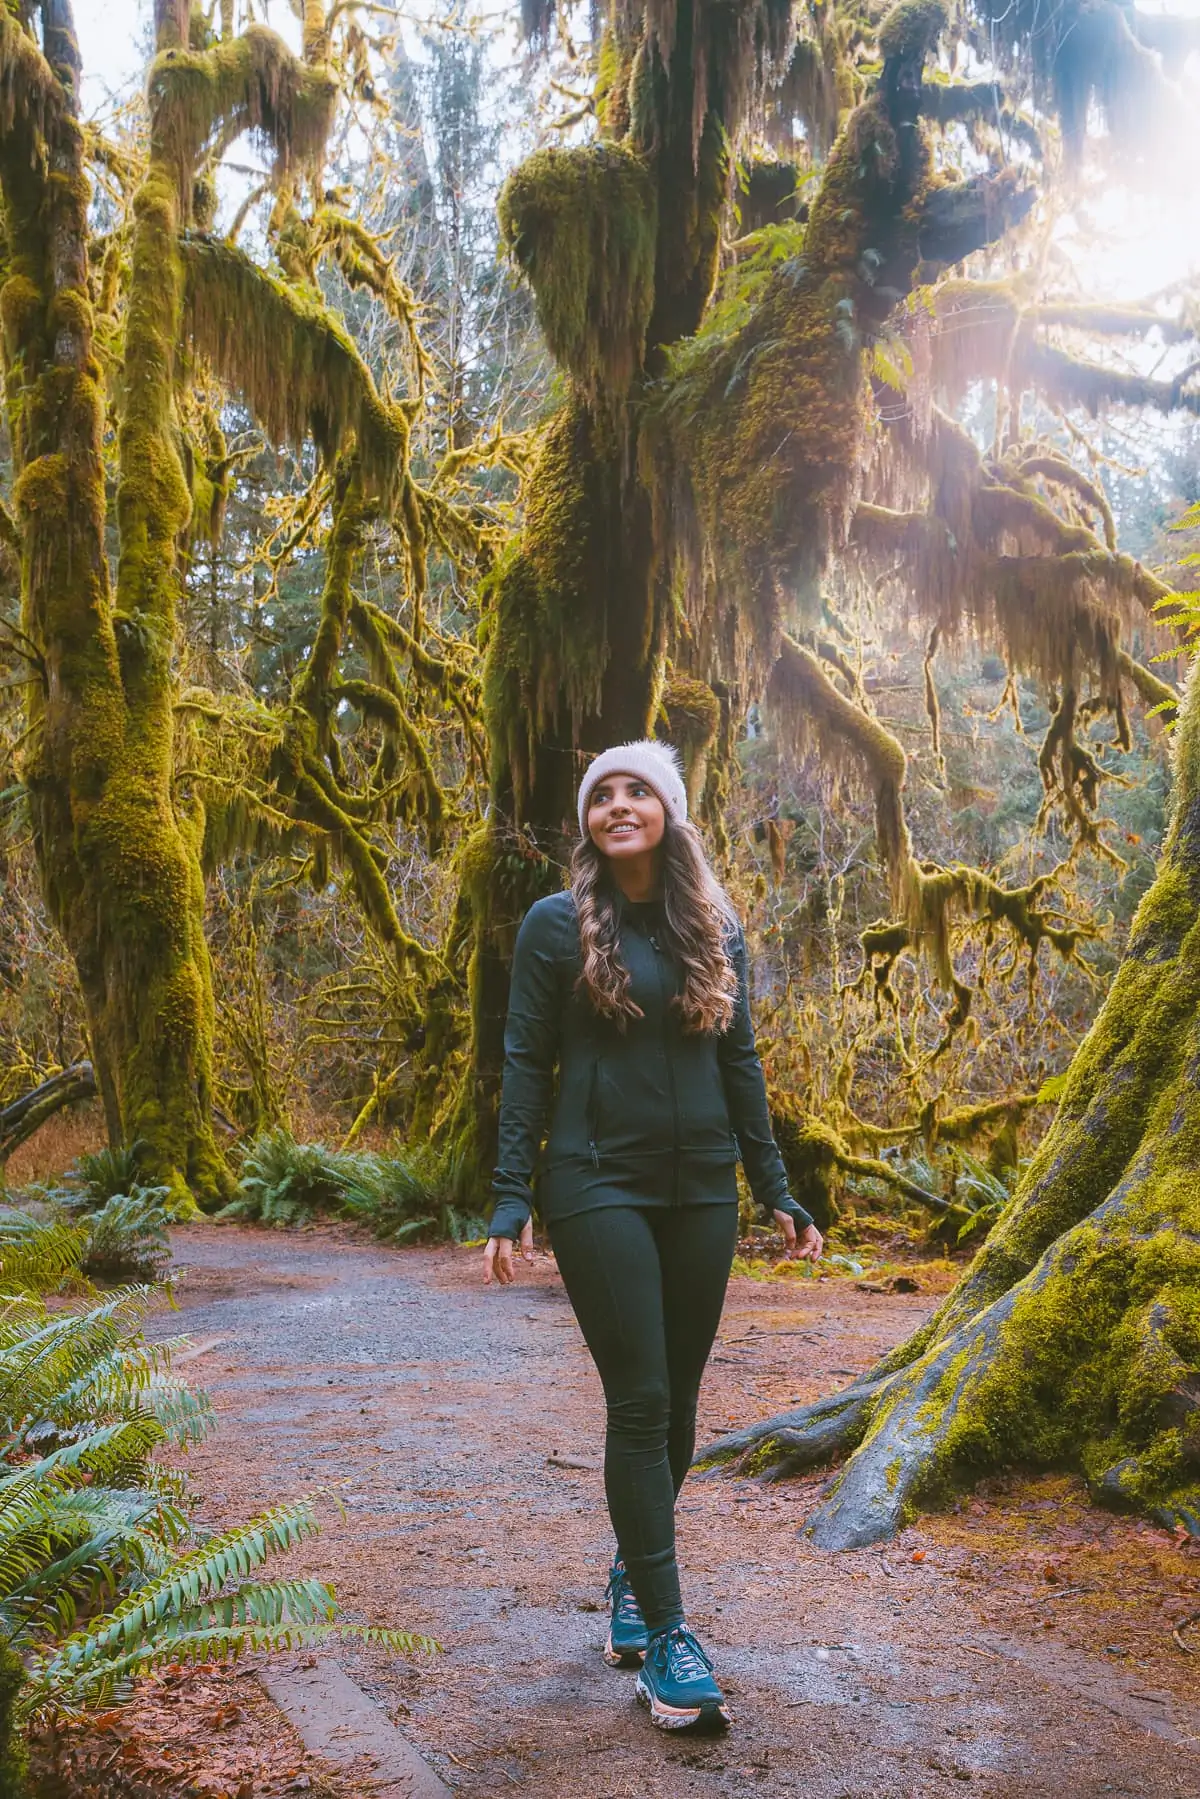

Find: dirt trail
[144,1225,1200,1798]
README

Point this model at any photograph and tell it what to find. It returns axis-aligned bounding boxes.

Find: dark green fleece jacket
[488,889,813,1241]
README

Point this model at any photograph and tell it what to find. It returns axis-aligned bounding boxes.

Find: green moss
[181,236,408,509]
[498,143,657,402]
[482,398,619,820]
[654,91,931,646]
[769,1099,844,1232]
[877,0,948,65]
[149,24,336,207]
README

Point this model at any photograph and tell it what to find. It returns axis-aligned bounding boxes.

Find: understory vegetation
[1,1,1200,1770]
[0,1187,429,1786]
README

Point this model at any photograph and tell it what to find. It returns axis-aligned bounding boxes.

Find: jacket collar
[607,883,665,933]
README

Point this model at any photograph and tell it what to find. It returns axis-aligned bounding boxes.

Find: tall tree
[0,0,479,1202]
[466,0,1200,1538]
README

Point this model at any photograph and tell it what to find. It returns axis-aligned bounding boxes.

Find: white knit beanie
[577,739,688,837]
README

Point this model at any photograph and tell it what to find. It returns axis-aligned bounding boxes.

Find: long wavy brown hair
[571,818,739,1034]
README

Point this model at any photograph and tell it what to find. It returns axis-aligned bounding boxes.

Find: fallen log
[0,1061,96,1163]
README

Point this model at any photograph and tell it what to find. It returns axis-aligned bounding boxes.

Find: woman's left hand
[773,1212,824,1262]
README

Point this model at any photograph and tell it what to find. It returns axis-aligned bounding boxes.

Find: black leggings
[549,1203,738,1635]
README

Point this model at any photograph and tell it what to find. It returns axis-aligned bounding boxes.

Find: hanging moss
[651,76,940,667]
[769,635,1084,1045]
[660,671,720,746]
[659,672,721,809]
[877,0,947,64]
[930,279,1200,417]
[181,235,409,507]
[481,399,620,820]
[149,23,336,209]
[0,9,65,148]
[498,142,657,402]
[596,21,636,139]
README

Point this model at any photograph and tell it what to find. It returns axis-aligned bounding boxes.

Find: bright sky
[75,0,1200,304]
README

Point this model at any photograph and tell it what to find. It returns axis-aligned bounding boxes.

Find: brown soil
[51,1223,1200,1798]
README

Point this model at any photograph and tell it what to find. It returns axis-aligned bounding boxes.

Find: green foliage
[1153,500,1200,654]
[0,1202,431,1749]
[0,1210,87,1295]
[4,1183,172,1286]
[657,223,809,420]
[222,1129,486,1241]
[340,1146,489,1244]
[70,1191,173,1285]
[66,1142,151,1208]
[220,1128,364,1225]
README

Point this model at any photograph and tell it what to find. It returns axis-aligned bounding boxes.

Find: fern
[223,1130,487,1242]
[4,1187,172,1287]
[220,1128,372,1224]
[75,1190,173,1283]
[67,1143,152,1207]
[0,1231,433,1741]
[0,1208,88,1293]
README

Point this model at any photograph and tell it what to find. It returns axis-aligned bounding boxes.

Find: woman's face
[587,773,666,861]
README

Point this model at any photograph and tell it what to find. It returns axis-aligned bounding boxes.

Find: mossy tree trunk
[701,663,1200,1540]
[451,4,729,1186]
[1,0,229,1207]
[452,0,1031,1196]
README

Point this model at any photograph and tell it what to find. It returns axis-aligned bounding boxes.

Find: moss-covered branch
[919,75,1041,153]
[181,235,410,507]
[768,635,1087,1041]
[930,279,1200,417]
[276,469,436,964]
[498,142,657,403]
[149,23,335,206]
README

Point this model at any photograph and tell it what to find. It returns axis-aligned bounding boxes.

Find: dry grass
[4,1100,107,1188]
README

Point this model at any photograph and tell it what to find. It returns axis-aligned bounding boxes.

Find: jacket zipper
[587,1057,600,1168]
[649,930,681,1204]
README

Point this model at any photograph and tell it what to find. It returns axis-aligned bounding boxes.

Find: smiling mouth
[607,822,639,835]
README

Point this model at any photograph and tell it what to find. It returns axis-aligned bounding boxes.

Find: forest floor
[39,1223,1200,1799]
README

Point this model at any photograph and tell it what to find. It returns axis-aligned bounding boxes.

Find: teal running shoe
[603,1558,649,1667]
[635,1624,730,1730]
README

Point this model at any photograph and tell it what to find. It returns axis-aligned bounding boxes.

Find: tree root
[695,1377,890,1478]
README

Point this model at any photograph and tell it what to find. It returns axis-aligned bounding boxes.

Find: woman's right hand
[483,1219,535,1285]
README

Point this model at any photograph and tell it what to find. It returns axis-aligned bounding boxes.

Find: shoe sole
[635,1672,730,1732]
[604,1630,647,1668]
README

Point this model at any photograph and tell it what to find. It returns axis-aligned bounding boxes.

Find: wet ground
[120,1224,1200,1797]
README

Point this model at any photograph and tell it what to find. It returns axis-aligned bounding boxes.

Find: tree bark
[699,665,1200,1542]
[0,1062,96,1165]
[1,2,229,1208]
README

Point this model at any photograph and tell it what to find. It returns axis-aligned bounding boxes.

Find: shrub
[0,1203,430,1766]
[223,1130,490,1242]
[66,1143,151,1208]
[2,1190,172,1286]
[219,1128,371,1226]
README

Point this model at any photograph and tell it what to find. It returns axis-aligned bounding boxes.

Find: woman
[483,740,823,1732]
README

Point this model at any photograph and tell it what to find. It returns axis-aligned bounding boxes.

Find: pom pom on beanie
[577,740,688,838]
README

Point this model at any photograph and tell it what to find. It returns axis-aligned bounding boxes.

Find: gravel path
[149,1224,1200,1799]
